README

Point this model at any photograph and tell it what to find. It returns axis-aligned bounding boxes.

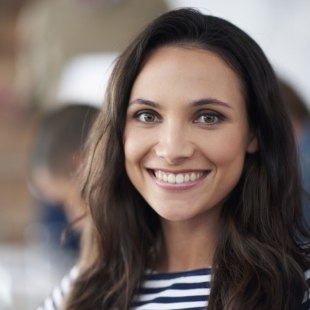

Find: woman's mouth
[151,169,208,185]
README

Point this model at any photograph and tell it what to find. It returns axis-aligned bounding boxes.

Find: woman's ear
[246,132,258,154]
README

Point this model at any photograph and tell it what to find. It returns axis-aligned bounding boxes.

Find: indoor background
[0,0,309,309]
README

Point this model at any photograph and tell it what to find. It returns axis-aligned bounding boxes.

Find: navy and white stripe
[132,268,211,309]
[37,266,310,310]
[37,266,78,310]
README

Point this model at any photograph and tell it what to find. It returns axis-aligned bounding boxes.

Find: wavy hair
[65,8,310,309]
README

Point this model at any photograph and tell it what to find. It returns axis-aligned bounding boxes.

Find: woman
[39,8,310,310]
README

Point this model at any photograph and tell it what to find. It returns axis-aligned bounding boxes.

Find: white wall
[167,0,310,108]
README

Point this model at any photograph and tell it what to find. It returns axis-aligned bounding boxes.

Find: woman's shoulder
[36,266,79,310]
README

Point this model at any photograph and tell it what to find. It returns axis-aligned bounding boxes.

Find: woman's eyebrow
[192,98,232,109]
[128,98,160,108]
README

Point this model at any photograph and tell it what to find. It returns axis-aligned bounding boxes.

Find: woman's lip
[147,168,208,174]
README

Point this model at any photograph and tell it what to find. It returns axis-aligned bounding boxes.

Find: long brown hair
[65,8,310,309]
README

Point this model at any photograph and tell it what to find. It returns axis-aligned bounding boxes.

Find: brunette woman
[38,8,310,310]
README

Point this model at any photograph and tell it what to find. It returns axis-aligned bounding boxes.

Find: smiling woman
[38,8,310,310]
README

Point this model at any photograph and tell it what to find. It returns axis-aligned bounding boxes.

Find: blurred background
[0,0,309,309]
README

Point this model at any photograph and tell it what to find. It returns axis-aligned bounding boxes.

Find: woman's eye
[195,112,221,125]
[135,111,160,123]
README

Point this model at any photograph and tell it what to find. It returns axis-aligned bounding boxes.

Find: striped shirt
[37,266,78,310]
[37,266,310,310]
[132,268,210,309]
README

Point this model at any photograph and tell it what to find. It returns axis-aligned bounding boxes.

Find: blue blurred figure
[280,79,310,226]
[29,104,99,257]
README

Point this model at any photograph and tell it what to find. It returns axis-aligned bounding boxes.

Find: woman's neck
[157,215,220,273]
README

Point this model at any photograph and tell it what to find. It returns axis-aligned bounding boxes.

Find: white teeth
[163,173,168,182]
[175,174,184,184]
[167,174,175,183]
[154,170,204,184]
[190,172,196,181]
[184,174,190,182]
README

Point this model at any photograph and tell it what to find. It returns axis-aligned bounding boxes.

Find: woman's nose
[154,123,194,164]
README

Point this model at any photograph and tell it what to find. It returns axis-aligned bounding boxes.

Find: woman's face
[124,46,257,223]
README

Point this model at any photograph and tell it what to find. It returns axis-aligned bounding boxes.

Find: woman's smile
[147,168,210,191]
[153,169,206,184]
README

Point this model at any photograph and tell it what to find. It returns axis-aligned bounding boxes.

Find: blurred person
[14,0,168,109]
[29,104,99,256]
[280,79,310,226]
